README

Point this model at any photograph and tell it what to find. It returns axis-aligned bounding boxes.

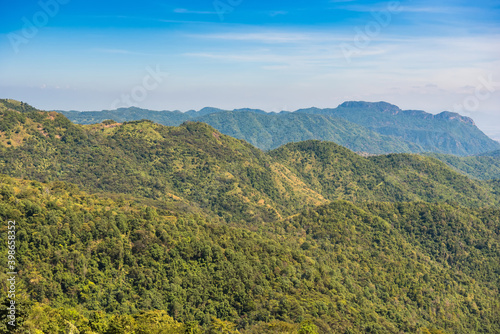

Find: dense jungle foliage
[425,153,500,180]
[1,100,499,226]
[0,176,499,333]
[0,100,499,333]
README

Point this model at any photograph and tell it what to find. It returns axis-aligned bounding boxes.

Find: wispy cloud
[173,8,217,15]
[398,6,456,13]
[183,30,500,79]
[69,14,215,25]
[2,0,499,124]
[183,47,380,67]
[183,52,337,67]
[192,32,314,43]
[94,48,154,56]
[333,2,490,16]
[188,32,358,44]
[269,11,288,17]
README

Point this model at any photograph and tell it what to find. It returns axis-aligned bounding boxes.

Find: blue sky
[1,0,500,139]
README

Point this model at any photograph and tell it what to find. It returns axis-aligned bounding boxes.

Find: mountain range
[59,101,500,156]
[2,99,499,223]
[1,99,500,333]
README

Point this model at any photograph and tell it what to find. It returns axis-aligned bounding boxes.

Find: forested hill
[192,111,422,153]
[58,100,500,155]
[423,149,500,181]
[60,106,423,154]
[296,102,500,156]
[425,153,500,180]
[2,99,500,333]
[1,176,500,333]
[269,141,499,206]
[1,99,499,225]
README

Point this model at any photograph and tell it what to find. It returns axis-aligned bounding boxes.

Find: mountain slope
[61,106,423,153]
[1,100,499,222]
[296,101,500,156]
[194,110,422,153]
[59,106,229,126]
[425,153,500,180]
[2,99,500,333]
[1,101,304,223]
[1,176,499,333]
[58,101,500,155]
[269,140,499,207]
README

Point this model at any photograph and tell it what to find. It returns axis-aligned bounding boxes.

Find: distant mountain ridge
[193,110,423,153]
[2,99,499,214]
[332,101,475,125]
[59,101,500,156]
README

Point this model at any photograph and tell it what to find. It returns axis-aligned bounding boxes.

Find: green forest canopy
[0,100,499,333]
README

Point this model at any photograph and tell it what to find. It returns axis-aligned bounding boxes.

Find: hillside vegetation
[1,100,500,333]
[193,111,422,153]
[270,141,499,207]
[297,102,500,156]
[61,107,422,154]
[1,100,499,226]
[58,101,500,155]
[1,176,500,333]
[426,153,500,180]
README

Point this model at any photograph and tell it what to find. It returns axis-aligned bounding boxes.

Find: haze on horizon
[0,0,499,140]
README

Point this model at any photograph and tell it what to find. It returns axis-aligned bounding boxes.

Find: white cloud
[173,8,217,15]
[188,32,323,43]
[94,48,154,56]
[269,11,288,17]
